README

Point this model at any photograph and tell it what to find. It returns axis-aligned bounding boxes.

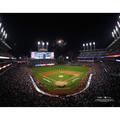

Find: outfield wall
[28,59,56,67]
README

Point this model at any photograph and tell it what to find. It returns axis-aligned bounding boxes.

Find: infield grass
[31,65,90,91]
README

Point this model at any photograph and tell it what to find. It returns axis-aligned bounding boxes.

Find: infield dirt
[43,70,80,77]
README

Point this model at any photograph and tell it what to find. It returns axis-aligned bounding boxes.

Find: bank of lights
[111,15,120,39]
[82,42,96,51]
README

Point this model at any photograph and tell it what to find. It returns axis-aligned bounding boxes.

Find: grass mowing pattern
[31,65,90,91]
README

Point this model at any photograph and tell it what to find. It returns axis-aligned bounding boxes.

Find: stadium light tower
[119,15,120,20]
[1,27,4,33]
[86,43,88,51]
[46,42,49,46]
[58,40,62,44]
[112,32,115,39]
[37,41,40,51]
[42,41,45,46]
[0,22,2,28]
[41,41,45,49]
[56,39,66,47]
[83,43,85,51]
[5,33,7,39]
[38,41,40,45]
[113,29,118,38]
[117,21,120,28]
[116,24,120,37]
[57,39,63,46]
[115,26,119,36]
[66,56,69,60]
[89,42,92,51]
[46,42,49,50]
[93,42,95,50]
[115,26,119,37]
[3,30,6,36]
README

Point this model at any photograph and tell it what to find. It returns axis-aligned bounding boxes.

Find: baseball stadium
[31,65,91,95]
[0,13,120,107]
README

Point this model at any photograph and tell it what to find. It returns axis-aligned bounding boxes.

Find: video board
[31,52,54,59]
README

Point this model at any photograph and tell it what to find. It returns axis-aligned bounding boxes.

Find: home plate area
[55,80,68,87]
[51,73,70,87]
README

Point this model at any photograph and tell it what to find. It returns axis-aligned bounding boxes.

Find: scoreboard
[31,52,54,59]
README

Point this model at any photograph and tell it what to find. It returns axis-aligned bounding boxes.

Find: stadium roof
[0,40,12,52]
[106,37,120,52]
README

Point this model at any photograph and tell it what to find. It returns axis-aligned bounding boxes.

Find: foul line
[30,73,93,97]
[29,75,59,97]
[43,78,52,83]
[66,73,93,97]
[38,72,55,81]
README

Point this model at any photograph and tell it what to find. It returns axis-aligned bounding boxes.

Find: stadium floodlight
[115,26,119,32]
[58,40,62,44]
[113,29,116,35]
[57,39,65,47]
[93,42,95,45]
[89,42,92,46]
[86,43,88,50]
[1,27,4,33]
[42,41,45,46]
[117,21,120,28]
[89,42,92,51]
[113,29,118,38]
[0,22,2,28]
[46,42,49,46]
[83,43,85,51]
[38,41,40,45]
[5,33,7,39]
[112,32,115,38]
[83,43,85,47]
[66,56,69,60]
[3,30,6,36]
[93,42,95,50]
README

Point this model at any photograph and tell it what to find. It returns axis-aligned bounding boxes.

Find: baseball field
[31,65,90,95]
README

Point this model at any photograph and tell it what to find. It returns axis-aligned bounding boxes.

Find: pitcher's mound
[58,75,64,78]
[55,81,68,87]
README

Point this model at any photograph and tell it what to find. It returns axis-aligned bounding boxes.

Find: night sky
[1,13,119,57]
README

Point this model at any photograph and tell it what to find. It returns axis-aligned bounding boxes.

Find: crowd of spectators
[0,61,120,107]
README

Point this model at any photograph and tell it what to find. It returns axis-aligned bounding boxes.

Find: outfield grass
[31,65,90,91]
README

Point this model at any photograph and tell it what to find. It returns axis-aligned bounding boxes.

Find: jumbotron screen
[31,52,54,59]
